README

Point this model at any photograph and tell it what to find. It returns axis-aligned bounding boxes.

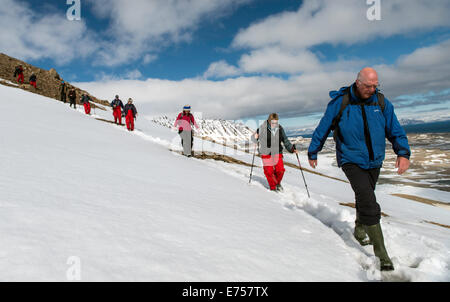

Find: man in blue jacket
[307,67,410,271]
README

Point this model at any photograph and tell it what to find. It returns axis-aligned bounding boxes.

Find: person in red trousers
[252,113,298,192]
[81,94,91,115]
[14,65,24,84]
[29,74,37,89]
[123,98,138,131]
[110,95,124,125]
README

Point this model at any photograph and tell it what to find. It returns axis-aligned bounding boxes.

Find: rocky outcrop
[0,52,109,109]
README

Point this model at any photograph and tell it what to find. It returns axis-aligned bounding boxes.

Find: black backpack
[330,87,385,141]
[14,66,21,77]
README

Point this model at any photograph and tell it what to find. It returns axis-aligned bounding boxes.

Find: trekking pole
[249,142,257,184]
[295,153,311,198]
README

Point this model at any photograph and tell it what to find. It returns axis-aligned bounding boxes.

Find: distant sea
[287,120,450,138]
[402,120,450,134]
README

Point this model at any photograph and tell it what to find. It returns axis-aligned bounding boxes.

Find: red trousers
[126,112,134,131]
[261,154,285,190]
[113,107,122,124]
[29,81,36,88]
[17,74,24,84]
[83,102,91,115]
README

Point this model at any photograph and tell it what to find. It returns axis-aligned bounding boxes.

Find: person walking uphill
[307,67,411,271]
[111,95,124,125]
[252,113,298,192]
[124,98,138,131]
[174,105,199,157]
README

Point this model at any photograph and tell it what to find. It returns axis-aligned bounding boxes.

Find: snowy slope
[0,84,361,281]
[1,84,449,282]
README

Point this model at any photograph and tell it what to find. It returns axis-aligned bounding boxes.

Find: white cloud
[86,0,252,66]
[143,54,158,65]
[77,71,355,120]
[238,47,322,74]
[375,40,450,97]
[197,0,450,121]
[232,0,450,50]
[204,47,324,78]
[0,0,252,67]
[125,69,143,80]
[204,0,450,78]
[0,0,98,64]
[78,39,450,121]
[203,60,241,78]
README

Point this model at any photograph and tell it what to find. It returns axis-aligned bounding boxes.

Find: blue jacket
[308,83,411,170]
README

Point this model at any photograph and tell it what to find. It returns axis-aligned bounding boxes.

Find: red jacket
[174,113,199,131]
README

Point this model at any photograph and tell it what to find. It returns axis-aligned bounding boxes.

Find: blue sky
[24,0,301,81]
[1,0,450,129]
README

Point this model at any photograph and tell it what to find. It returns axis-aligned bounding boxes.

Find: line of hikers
[110,95,138,131]
[55,78,137,131]
[248,67,411,272]
[58,80,92,115]
[13,63,410,272]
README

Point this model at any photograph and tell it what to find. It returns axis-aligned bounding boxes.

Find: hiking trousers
[113,107,122,125]
[126,112,135,131]
[342,163,381,226]
[261,154,285,190]
[69,98,76,108]
[17,74,24,84]
[83,102,91,115]
[179,130,193,156]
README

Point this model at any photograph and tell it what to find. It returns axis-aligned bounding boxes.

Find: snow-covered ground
[1,84,449,281]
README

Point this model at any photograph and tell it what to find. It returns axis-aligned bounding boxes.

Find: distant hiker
[60,80,67,103]
[110,95,124,125]
[68,88,77,109]
[307,67,411,271]
[81,94,91,115]
[252,113,298,192]
[29,74,37,89]
[174,105,199,157]
[14,65,24,84]
[124,98,138,131]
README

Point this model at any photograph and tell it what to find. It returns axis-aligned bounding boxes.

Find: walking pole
[249,142,257,184]
[295,153,311,198]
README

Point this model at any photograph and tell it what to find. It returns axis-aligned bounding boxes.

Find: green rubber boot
[364,223,394,271]
[354,213,372,246]
[354,221,372,246]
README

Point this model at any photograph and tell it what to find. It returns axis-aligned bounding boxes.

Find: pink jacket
[174,113,199,131]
